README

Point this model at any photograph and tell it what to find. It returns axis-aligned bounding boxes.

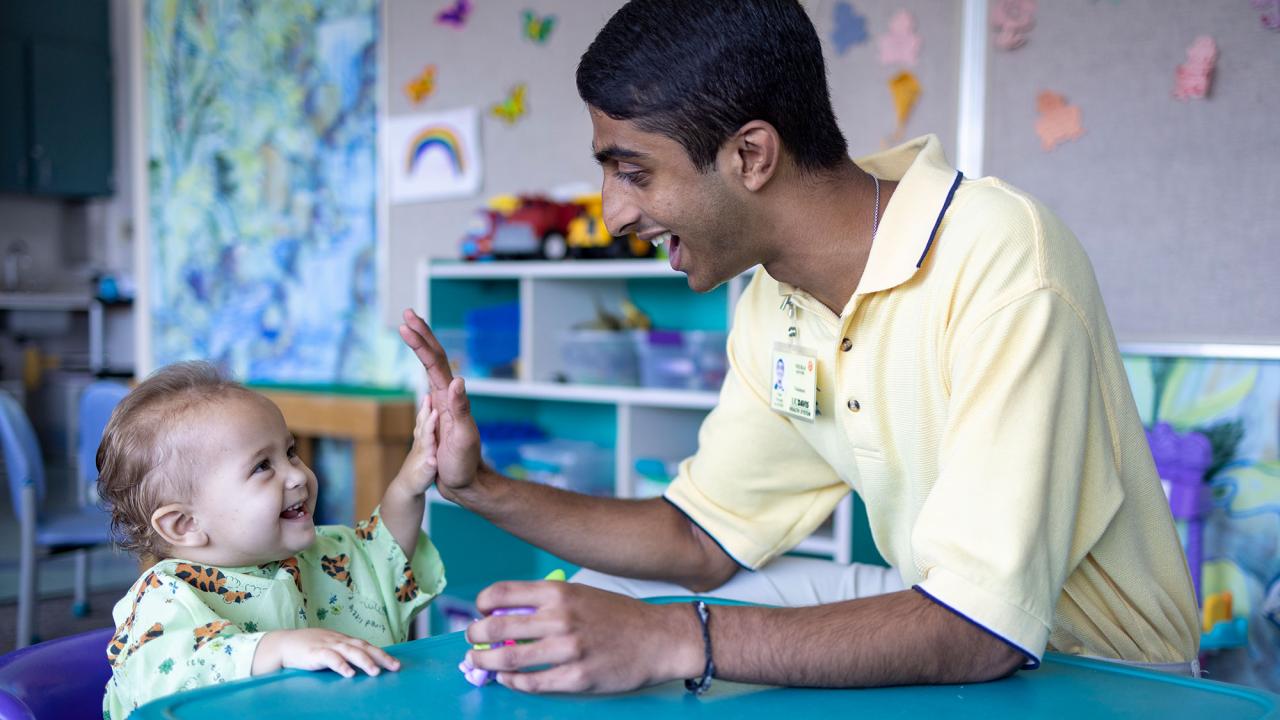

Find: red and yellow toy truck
[460,194,654,261]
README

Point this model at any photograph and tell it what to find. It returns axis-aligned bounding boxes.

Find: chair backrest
[0,627,113,720]
[0,390,44,516]
[76,381,129,500]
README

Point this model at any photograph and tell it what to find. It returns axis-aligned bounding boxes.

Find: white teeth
[652,231,672,248]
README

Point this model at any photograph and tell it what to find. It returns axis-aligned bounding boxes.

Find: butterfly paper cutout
[491,84,527,125]
[404,65,437,105]
[991,0,1035,51]
[1034,91,1084,152]
[436,0,471,29]
[1173,36,1217,101]
[1251,0,1280,31]
[877,10,921,67]
[831,2,868,56]
[523,10,556,43]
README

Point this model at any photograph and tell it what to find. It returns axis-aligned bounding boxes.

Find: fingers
[466,610,569,646]
[362,643,402,672]
[474,580,565,615]
[315,648,356,678]
[399,309,454,392]
[331,639,400,676]
[425,409,440,448]
[449,377,472,420]
[497,664,594,694]
[469,634,583,674]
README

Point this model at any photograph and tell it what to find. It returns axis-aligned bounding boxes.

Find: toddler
[98,361,445,718]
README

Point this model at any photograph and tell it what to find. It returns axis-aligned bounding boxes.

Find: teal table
[133,631,1278,719]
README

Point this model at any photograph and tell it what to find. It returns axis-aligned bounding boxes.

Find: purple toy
[0,627,113,720]
[459,607,535,687]
[1146,422,1214,601]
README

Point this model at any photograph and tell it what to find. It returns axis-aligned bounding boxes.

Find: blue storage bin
[464,302,520,377]
[477,420,546,474]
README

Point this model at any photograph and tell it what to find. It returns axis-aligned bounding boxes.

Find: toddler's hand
[400,393,440,496]
[255,629,401,678]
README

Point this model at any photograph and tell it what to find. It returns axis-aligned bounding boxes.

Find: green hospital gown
[102,508,446,719]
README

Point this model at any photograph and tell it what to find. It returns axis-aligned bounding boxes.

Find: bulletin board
[380,0,963,325]
[983,0,1280,344]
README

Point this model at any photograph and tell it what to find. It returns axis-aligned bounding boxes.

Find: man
[399,0,1199,694]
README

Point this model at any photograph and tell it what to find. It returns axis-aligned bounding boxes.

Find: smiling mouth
[280,500,308,520]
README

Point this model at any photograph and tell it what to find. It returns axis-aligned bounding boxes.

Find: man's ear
[151,504,208,550]
[724,120,781,192]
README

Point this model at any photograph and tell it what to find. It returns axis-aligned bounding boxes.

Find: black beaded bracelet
[684,600,715,695]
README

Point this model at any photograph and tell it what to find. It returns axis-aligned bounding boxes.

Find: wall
[380,0,963,326]
[985,0,1280,343]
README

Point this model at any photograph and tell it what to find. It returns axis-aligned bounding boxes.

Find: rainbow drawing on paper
[406,125,466,176]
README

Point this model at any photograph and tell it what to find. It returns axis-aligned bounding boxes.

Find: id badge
[770,342,818,423]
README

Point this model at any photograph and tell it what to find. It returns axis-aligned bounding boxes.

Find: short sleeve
[912,289,1124,666]
[103,570,264,719]
[346,508,447,640]
[664,282,851,569]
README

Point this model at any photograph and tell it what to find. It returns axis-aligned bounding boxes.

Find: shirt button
[840,337,852,352]
[847,398,861,412]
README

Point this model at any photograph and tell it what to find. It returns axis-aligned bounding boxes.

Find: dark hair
[577,0,848,174]
[96,361,253,559]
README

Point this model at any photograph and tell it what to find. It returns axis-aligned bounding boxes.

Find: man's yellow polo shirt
[664,134,1199,666]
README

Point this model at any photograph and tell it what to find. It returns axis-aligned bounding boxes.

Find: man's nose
[601,180,640,237]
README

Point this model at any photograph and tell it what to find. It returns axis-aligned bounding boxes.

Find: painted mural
[146,0,413,386]
[1125,354,1280,689]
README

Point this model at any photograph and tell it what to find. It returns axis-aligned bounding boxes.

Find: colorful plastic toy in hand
[459,569,567,687]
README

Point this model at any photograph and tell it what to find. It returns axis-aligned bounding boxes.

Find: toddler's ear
[151,504,209,550]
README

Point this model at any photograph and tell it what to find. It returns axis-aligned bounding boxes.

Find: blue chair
[0,627,113,720]
[0,389,115,649]
[71,381,131,616]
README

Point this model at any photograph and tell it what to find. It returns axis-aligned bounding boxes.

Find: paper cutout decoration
[386,107,483,203]
[490,84,527,125]
[992,0,1035,51]
[404,65,437,105]
[831,2,869,55]
[1034,91,1084,151]
[435,0,471,29]
[523,10,556,43]
[1174,36,1217,101]
[1251,0,1280,30]
[877,10,921,67]
[886,71,921,145]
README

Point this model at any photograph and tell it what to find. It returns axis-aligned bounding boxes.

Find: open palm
[398,309,482,500]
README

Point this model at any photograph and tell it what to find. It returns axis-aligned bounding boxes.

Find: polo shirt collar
[776,134,963,309]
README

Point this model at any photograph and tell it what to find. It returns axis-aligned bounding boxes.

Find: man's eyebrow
[593,145,647,165]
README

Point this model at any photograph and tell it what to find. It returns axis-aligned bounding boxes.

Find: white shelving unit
[417,258,853,563]
[0,292,135,376]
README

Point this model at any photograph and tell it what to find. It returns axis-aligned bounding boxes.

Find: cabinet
[417,259,878,617]
[0,291,133,377]
[0,0,113,197]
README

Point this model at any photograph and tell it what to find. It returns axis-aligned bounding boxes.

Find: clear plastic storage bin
[632,330,728,391]
[517,439,614,496]
[433,327,468,375]
[559,329,639,386]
